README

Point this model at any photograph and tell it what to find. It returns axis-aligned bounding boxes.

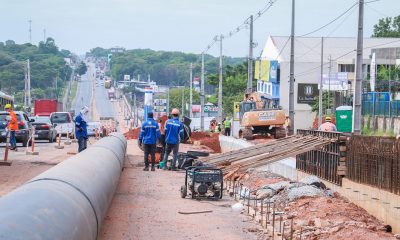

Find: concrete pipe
[0,133,127,240]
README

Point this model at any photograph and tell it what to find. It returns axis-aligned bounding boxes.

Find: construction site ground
[100,141,265,240]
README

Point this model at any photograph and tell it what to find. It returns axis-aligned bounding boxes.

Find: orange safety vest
[8,110,18,131]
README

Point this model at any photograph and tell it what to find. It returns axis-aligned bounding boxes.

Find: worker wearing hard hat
[318,116,337,132]
[139,112,161,171]
[162,108,184,171]
[75,106,89,152]
[224,118,231,136]
[5,104,18,151]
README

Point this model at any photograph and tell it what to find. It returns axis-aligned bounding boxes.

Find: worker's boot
[151,165,155,171]
[143,166,149,171]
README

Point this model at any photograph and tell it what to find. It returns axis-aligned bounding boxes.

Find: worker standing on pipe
[75,106,89,152]
[139,112,161,171]
[5,104,18,151]
[162,108,184,171]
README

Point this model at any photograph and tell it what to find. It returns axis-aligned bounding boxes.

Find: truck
[104,78,112,89]
[34,99,63,116]
[108,88,116,100]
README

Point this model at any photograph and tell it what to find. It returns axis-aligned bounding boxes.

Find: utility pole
[24,62,28,107]
[189,63,193,118]
[353,0,364,135]
[181,87,185,117]
[247,15,254,93]
[319,37,324,127]
[200,53,205,131]
[28,20,32,43]
[27,59,31,108]
[218,34,223,124]
[167,87,170,115]
[327,55,332,114]
[288,0,295,135]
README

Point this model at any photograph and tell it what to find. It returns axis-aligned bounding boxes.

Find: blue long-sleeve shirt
[74,113,87,139]
[165,118,184,144]
[139,118,161,144]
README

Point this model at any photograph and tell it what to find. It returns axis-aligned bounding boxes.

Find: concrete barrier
[0,132,127,240]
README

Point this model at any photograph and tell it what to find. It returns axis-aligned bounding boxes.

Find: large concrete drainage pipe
[0,132,127,240]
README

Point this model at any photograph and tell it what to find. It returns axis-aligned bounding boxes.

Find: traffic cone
[26,127,39,155]
[64,130,71,145]
[0,130,12,166]
[55,126,64,149]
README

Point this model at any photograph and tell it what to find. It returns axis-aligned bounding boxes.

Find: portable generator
[180,166,223,200]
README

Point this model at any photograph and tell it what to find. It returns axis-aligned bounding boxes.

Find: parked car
[87,121,102,137]
[30,116,57,142]
[0,111,34,147]
[50,112,74,137]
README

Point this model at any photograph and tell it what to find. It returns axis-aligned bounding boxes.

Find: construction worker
[210,118,217,133]
[139,112,161,171]
[319,116,337,132]
[224,118,231,136]
[75,106,89,152]
[284,115,291,136]
[5,104,18,151]
[162,108,184,171]
[158,118,166,156]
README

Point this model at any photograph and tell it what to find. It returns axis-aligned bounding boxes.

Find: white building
[260,36,400,131]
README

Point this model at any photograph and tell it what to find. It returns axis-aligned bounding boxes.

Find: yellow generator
[239,92,286,140]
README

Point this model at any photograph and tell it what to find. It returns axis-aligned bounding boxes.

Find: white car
[50,112,74,137]
[87,122,102,137]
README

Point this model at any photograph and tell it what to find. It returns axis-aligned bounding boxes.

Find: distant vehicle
[108,88,116,100]
[0,91,14,109]
[0,111,34,147]
[87,121,102,137]
[104,79,112,89]
[50,112,74,137]
[34,99,63,116]
[30,116,57,142]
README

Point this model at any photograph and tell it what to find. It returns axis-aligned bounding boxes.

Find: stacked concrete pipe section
[0,133,127,240]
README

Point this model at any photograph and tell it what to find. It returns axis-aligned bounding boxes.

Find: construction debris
[191,132,221,153]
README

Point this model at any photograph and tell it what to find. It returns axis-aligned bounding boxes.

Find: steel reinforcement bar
[0,132,127,240]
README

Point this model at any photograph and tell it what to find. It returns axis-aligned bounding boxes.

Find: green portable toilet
[336,106,353,132]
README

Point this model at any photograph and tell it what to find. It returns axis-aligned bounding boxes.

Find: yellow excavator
[239,92,286,140]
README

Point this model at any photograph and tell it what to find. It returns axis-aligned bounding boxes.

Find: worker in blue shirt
[75,106,89,152]
[139,112,161,171]
[162,108,184,171]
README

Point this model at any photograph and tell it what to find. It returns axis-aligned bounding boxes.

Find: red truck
[34,99,63,116]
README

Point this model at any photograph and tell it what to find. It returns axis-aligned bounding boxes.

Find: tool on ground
[0,130,11,166]
[26,126,39,155]
[180,166,223,200]
[178,210,213,215]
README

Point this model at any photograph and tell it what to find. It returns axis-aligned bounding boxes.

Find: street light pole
[288,0,295,135]
[200,53,205,131]
[218,34,223,124]
[319,37,324,127]
[247,15,254,93]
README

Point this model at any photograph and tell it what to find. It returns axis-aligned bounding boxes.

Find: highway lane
[95,79,115,118]
[73,64,94,120]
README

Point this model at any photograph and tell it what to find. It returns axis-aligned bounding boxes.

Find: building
[260,36,400,131]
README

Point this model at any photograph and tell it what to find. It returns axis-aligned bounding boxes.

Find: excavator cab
[239,101,256,120]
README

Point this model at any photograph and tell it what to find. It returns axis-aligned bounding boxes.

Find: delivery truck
[34,99,63,116]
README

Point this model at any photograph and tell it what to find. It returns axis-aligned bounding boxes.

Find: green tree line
[0,38,74,105]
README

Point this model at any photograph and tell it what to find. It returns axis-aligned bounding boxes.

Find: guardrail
[296,129,343,185]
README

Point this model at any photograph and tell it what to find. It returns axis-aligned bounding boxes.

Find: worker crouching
[139,112,161,171]
[319,116,337,132]
[162,108,184,171]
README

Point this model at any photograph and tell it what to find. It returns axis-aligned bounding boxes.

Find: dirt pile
[237,172,396,240]
[124,128,140,140]
[191,132,221,153]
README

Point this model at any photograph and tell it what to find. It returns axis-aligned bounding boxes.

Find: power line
[298,2,358,37]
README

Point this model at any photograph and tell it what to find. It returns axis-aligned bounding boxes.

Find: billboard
[193,77,200,92]
[297,83,319,104]
[269,61,278,83]
[255,60,278,82]
[321,72,349,91]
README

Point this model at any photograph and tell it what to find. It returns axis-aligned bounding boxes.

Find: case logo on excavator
[258,111,276,121]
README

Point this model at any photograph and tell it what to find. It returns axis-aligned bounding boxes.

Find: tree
[76,61,87,76]
[38,37,59,54]
[168,87,200,114]
[372,16,400,37]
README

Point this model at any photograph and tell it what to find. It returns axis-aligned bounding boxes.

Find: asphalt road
[74,64,93,119]
[95,80,115,118]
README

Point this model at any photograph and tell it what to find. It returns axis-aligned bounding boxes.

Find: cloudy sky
[0,0,398,57]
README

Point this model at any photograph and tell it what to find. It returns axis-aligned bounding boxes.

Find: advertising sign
[269,61,278,83]
[297,83,319,104]
[370,53,376,92]
[154,99,167,106]
[321,72,349,91]
[193,77,200,92]
[204,105,218,112]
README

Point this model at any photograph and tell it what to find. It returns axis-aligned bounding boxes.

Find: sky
[0,0,399,57]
